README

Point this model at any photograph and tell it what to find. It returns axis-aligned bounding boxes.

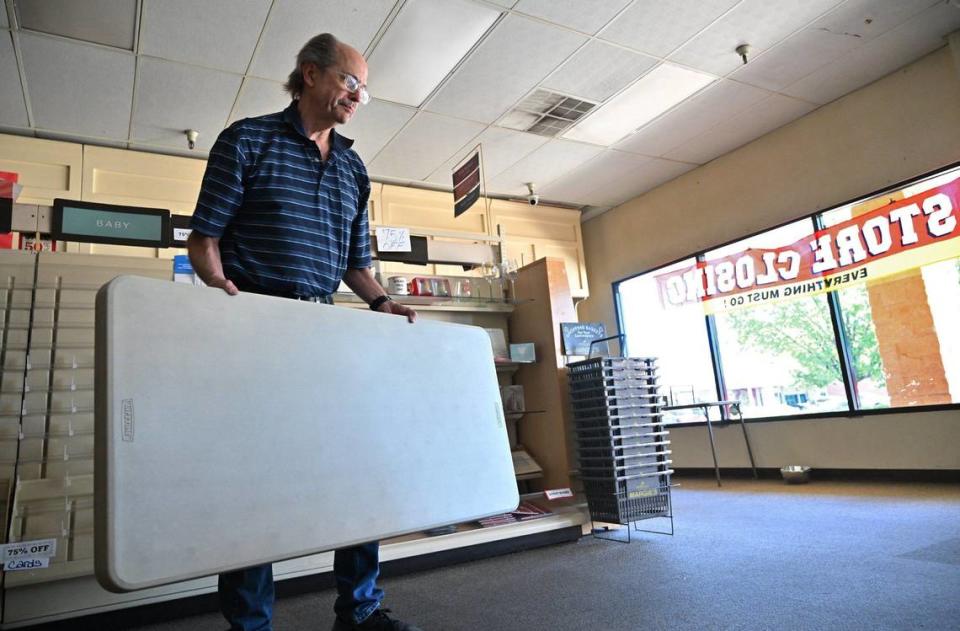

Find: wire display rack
[567,356,674,543]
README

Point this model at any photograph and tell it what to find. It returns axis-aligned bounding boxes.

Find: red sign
[0,171,18,248]
[657,176,960,313]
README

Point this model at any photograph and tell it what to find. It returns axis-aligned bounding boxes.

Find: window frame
[612,159,960,424]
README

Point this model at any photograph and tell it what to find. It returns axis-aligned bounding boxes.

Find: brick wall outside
[852,195,951,407]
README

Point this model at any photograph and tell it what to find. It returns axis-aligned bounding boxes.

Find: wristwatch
[369,295,392,311]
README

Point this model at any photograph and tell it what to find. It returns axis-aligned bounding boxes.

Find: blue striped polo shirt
[191,100,371,297]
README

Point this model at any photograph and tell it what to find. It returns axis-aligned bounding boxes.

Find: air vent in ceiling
[500,89,597,138]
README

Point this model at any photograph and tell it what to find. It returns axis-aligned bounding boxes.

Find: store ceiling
[1,0,958,214]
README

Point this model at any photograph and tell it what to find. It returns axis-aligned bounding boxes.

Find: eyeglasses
[337,71,370,105]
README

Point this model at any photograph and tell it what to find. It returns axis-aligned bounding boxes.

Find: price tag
[3,538,57,561]
[173,227,192,242]
[4,557,50,571]
[544,488,573,500]
[375,227,412,252]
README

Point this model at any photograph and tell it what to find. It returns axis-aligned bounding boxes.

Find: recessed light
[563,63,716,146]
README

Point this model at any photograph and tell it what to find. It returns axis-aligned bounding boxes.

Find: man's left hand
[379,299,417,323]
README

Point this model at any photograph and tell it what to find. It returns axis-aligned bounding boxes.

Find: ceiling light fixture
[563,63,716,146]
[366,0,499,107]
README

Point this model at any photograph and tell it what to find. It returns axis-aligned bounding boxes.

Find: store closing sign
[656,175,960,314]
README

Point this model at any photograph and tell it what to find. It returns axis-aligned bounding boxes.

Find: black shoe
[330,608,423,631]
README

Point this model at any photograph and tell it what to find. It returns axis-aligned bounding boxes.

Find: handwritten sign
[375,227,412,252]
[4,557,50,571]
[560,322,607,356]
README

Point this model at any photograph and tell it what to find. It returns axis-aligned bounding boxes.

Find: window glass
[617,258,719,424]
[705,218,849,418]
[820,165,960,407]
[615,162,960,420]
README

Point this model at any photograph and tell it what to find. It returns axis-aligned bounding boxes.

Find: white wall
[579,47,960,470]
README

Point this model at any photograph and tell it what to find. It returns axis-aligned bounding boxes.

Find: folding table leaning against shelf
[94,276,519,592]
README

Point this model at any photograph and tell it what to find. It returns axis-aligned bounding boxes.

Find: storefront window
[820,165,960,408]
[704,219,848,418]
[617,258,719,424]
[616,162,960,419]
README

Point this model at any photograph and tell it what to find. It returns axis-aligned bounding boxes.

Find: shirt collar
[283,99,355,152]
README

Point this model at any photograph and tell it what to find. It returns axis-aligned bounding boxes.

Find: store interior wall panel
[668,409,960,470]
[81,145,206,214]
[0,136,83,205]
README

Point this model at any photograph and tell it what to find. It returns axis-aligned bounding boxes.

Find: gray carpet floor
[117,478,960,630]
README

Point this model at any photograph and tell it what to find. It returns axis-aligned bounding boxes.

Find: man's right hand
[187,233,238,295]
[209,278,239,296]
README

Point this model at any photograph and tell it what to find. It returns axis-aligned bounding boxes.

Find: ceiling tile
[140,0,271,73]
[487,138,603,196]
[670,0,845,76]
[547,153,697,207]
[729,27,862,91]
[425,14,586,123]
[425,126,549,186]
[811,0,940,43]
[339,98,417,164]
[539,149,652,205]
[131,58,242,151]
[513,0,632,35]
[19,33,134,138]
[608,157,698,204]
[229,78,289,124]
[783,1,960,105]
[1,6,8,28]
[487,0,518,7]
[541,40,657,102]
[16,0,137,50]
[615,79,771,158]
[664,93,816,164]
[0,34,28,128]
[599,0,740,58]
[368,112,485,181]
[732,0,939,93]
[248,0,395,81]
[367,0,500,107]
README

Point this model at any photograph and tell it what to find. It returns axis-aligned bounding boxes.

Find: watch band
[369,295,392,311]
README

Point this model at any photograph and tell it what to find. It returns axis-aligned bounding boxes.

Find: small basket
[583,482,672,524]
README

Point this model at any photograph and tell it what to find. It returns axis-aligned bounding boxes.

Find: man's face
[302,45,368,126]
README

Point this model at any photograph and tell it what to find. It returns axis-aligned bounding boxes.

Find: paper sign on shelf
[4,557,51,571]
[375,227,412,252]
[544,488,573,500]
[2,538,57,561]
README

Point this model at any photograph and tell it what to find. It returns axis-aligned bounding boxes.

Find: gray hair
[284,33,341,97]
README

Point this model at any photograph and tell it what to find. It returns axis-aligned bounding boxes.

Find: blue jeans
[219,542,384,631]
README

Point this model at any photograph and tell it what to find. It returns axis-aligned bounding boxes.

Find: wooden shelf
[515,472,544,481]
[495,361,536,374]
[334,292,516,313]
[505,410,545,421]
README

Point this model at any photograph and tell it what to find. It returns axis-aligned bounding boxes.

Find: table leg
[734,404,758,479]
[702,405,721,487]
